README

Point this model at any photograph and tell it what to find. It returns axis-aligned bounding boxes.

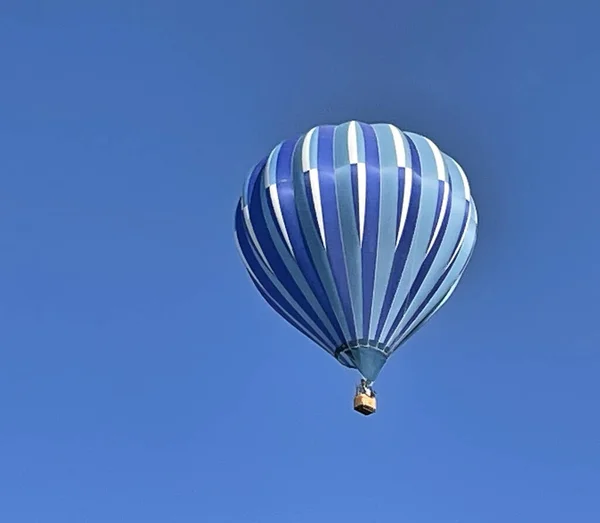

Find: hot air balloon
[234,120,477,415]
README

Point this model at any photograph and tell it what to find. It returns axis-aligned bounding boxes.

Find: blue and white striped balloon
[234,121,477,383]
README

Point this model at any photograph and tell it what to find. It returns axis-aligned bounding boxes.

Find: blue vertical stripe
[235,204,335,348]
[317,126,357,341]
[358,123,381,343]
[246,168,334,342]
[274,138,347,344]
[368,124,399,339]
[333,124,363,341]
[292,131,352,341]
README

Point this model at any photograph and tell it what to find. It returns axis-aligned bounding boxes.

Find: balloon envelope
[234,121,477,382]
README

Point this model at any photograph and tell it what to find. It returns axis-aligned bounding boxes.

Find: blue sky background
[1,2,599,522]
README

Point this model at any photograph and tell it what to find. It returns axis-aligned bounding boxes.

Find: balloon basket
[353,392,377,416]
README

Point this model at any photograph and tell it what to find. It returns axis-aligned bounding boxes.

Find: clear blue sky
[1,2,599,522]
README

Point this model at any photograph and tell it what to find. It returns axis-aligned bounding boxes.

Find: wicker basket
[353,393,377,415]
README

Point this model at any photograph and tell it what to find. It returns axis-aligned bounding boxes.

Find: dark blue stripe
[374,168,422,340]
[244,157,268,203]
[292,138,351,346]
[376,134,423,339]
[392,280,452,348]
[390,202,471,348]
[245,169,336,344]
[273,138,346,344]
[406,135,421,175]
[304,174,323,246]
[383,180,452,346]
[248,272,330,351]
[396,202,469,344]
[234,204,334,348]
[275,138,298,183]
[359,123,381,339]
[263,139,298,253]
[317,125,357,341]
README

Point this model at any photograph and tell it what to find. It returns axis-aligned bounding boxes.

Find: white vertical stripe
[302,127,317,172]
[309,168,326,246]
[268,184,294,255]
[348,121,359,164]
[453,159,471,201]
[390,125,407,167]
[425,137,447,182]
[396,167,413,247]
[264,145,280,187]
[446,204,472,268]
[426,181,449,255]
[349,121,366,243]
[357,162,367,244]
[243,205,273,272]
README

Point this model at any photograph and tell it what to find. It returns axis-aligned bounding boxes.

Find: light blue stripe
[380,135,440,342]
[235,204,336,349]
[292,131,352,341]
[317,125,357,340]
[246,166,337,344]
[373,166,419,341]
[275,138,347,344]
[390,209,477,349]
[444,155,466,202]
[308,126,319,170]
[334,121,351,167]
[388,185,462,343]
[247,270,332,351]
[359,123,381,341]
[333,124,363,338]
[258,172,342,345]
[406,132,438,180]
[264,142,283,186]
[368,124,399,339]
[390,221,477,349]
[354,122,366,164]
